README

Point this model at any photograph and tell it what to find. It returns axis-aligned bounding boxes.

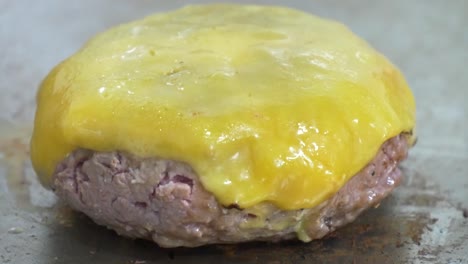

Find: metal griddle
[1,1,467,263]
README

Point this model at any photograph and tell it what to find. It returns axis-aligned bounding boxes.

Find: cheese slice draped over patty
[31,4,415,210]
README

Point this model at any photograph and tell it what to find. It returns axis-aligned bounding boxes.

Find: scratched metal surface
[0,0,467,263]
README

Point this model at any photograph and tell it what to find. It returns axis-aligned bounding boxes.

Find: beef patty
[52,134,409,247]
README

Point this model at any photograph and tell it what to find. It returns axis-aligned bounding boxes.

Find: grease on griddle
[0,133,32,209]
[0,123,70,229]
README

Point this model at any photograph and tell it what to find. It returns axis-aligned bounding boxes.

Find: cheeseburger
[31,4,416,247]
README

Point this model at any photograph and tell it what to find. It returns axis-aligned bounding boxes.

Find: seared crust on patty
[53,134,409,247]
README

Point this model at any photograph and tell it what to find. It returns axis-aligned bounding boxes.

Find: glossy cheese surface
[31,4,415,210]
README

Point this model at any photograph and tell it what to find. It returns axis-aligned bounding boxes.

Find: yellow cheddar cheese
[31,4,415,210]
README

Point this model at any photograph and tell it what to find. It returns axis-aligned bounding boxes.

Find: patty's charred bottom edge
[52,134,409,248]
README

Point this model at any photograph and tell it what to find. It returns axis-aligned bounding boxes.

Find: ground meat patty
[52,134,409,247]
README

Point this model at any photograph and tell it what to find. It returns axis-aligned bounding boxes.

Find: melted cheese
[30,4,415,210]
